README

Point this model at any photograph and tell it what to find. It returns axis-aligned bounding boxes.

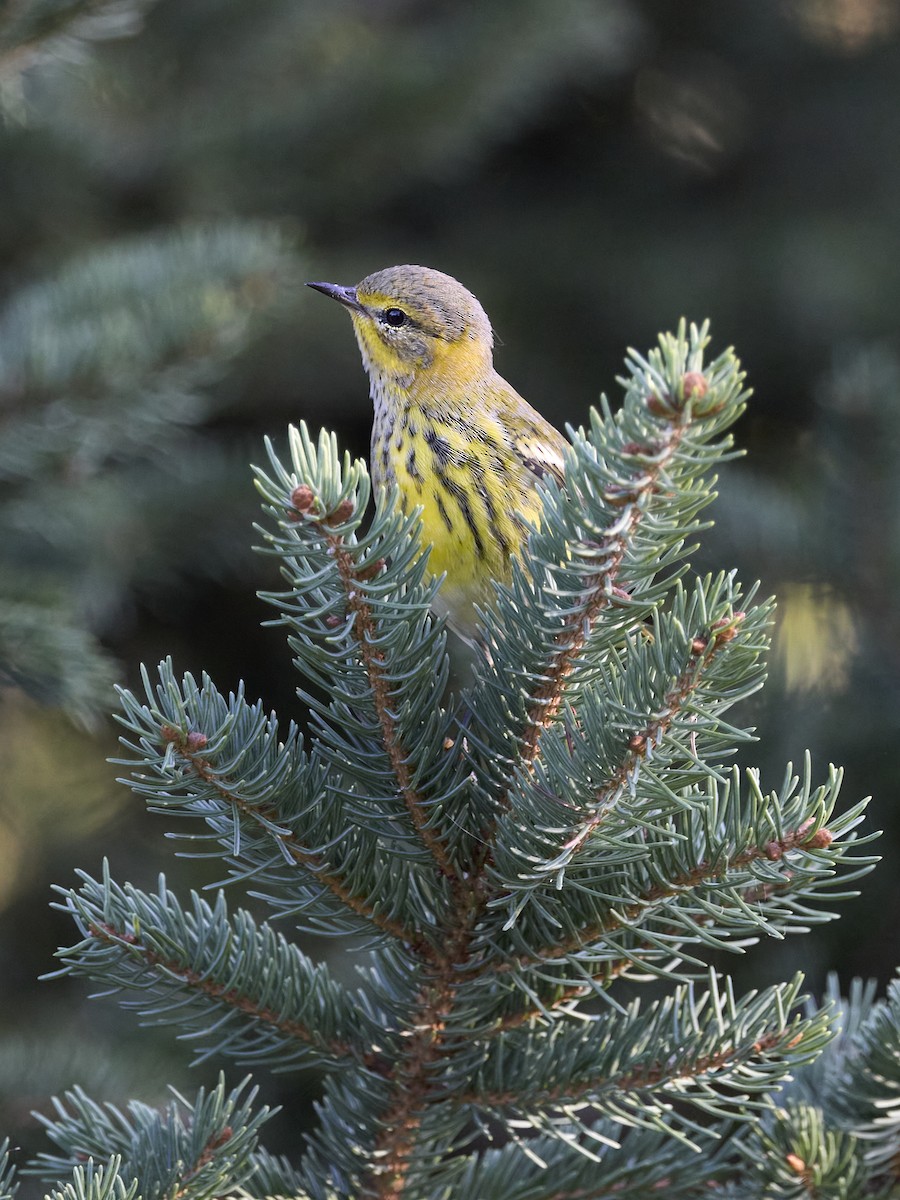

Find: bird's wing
[512,426,567,487]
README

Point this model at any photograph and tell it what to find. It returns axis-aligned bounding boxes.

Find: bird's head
[308,265,494,391]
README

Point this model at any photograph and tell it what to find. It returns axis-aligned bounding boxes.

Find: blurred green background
[1,0,899,1167]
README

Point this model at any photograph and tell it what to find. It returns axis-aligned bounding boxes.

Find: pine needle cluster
[7,323,895,1199]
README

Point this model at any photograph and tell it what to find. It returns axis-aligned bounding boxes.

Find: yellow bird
[308,265,567,639]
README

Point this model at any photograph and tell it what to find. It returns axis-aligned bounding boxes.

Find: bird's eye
[382,308,407,328]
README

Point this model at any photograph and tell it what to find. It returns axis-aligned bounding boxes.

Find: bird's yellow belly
[375,421,541,632]
[418,485,490,607]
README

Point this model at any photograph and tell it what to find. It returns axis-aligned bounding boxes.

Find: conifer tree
[0,0,301,725]
[5,322,895,1199]
[0,223,299,722]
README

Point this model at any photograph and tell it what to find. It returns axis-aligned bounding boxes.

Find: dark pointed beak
[306,281,363,311]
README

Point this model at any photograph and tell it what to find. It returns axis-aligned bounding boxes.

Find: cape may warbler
[308,265,567,639]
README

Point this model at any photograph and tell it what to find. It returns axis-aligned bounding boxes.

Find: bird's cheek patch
[403,331,434,368]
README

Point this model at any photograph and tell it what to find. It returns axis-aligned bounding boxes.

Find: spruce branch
[0,221,298,723]
[30,1076,270,1200]
[722,971,900,1197]
[467,322,747,808]
[114,663,428,947]
[239,1147,311,1200]
[484,757,875,988]
[0,1140,17,1200]
[0,223,293,482]
[841,969,900,1174]
[465,973,830,1137]
[49,864,386,1072]
[0,598,117,725]
[38,1159,137,1200]
[447,1127,733,1200]
[256,427,458,881]
[485,571,774,899]
[737,1105,868,1198]
[255,425,469,876]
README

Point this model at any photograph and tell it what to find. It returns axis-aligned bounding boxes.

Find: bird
[307,265,567,640]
